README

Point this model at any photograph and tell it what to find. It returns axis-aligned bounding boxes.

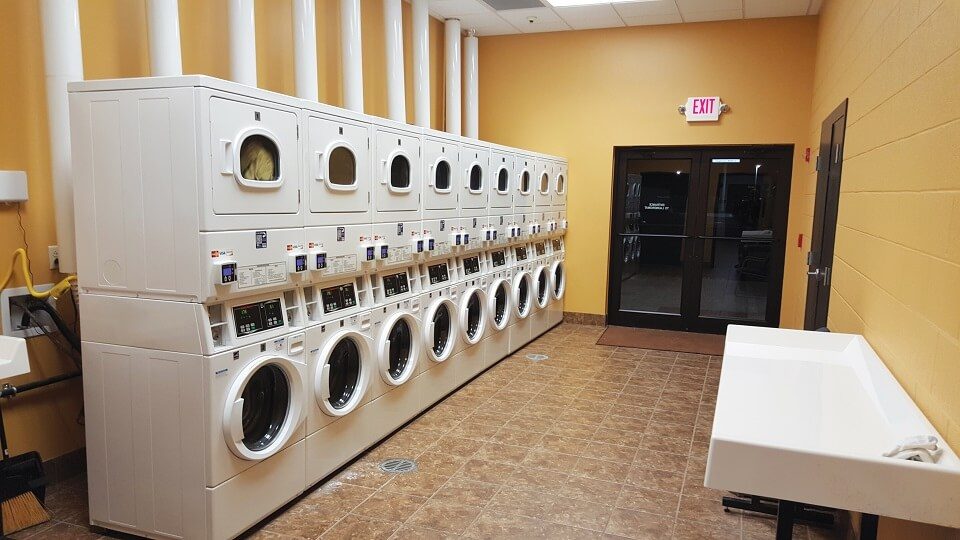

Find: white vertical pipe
[463,30,479,139]
[147,0,183,76]
[40,0,84,274]
[412,0,430,128]
[444,18,461,135]
[384,0,405,122]
[341,0,364,112]
[228,0,257,86]
[293,0,319,100]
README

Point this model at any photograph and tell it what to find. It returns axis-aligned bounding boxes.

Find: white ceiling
[428,0,822,36]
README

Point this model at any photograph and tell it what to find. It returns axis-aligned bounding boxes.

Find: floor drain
[379,458,418,474]
[525,353,549,362]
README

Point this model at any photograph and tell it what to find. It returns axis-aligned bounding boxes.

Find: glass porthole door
[316,332,370,416]
[223,356,304,461]
[513,272,533,319]
[534,268,549,308]
[377,313,420,386]
[551,260,566,300]
[424,298,458,362]
[460,288,486,345]
[308,116,370,215]
[488,280,510,330]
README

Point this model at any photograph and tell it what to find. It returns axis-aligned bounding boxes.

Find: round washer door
[223,356,304,461]
[550,260,566,300]
[487,279,511,331]
[533,266,550,309]
[512,271,533,319]
[316,330,371,417]
[423,298,459,362]
[376,312,421,386]
[460,287,487,345]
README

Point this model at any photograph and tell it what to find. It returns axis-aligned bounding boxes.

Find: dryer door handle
[220,139,234,175]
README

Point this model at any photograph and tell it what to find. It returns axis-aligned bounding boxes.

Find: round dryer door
[316,331,371,417]
[377,312,421,386]
[487,279,510,331]
[424,298,458,362]
[460,287,486,345]
[534,266,550,309]
[223,356,304,461]
[550,260,566,300]
[513,271,533,319]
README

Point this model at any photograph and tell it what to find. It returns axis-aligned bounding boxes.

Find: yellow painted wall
[801,2,960,537]
[0,0,446,460]
[478,17,818,324]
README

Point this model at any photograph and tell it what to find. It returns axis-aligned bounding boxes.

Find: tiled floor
[11,323,842,540]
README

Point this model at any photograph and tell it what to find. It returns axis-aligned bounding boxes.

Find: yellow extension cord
[0,248,76,299]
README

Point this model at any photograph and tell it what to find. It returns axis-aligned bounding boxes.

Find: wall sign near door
[679,97,728,122]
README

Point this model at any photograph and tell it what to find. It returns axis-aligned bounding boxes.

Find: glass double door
[608,146,792,333]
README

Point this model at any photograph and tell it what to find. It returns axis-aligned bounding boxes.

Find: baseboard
[562,311,605,326]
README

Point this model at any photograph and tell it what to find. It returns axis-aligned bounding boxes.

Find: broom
[0,400,51,535]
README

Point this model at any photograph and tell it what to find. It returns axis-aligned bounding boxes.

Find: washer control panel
[321,282,358,314]
[233,298,284,337]
[462,255,481,276]
[383,271,410,298]
[515,246,528,262]
[427,262,450,284]
[535,242,545,257]
[491,250,507,268]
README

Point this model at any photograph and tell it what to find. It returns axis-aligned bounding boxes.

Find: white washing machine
[481,255,513,369]
[509,243,535,353]
[373,122,422,223]
[548,237,567,328]
[83,328,308,539]
[454,273,489,382]
[529,239,553,339]
[411,256,461,407]
[70,76,305,304]
[304,309,377,485]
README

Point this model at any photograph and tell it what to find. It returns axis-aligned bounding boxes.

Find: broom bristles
[1,492,51,535]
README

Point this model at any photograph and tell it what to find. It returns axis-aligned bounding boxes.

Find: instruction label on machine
[237,262,286,289]
[388,246,412,265]
[327,254,358,275]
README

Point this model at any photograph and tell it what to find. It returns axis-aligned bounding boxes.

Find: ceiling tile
[682,8,742,22]
[458,11,519,35]
[675,0,741,12]
[612,0,680,18]
[428,0,492,19]
[555,4,624,30]
[622,12,683,26]
[744,0,809,19]
[498,7,572,33]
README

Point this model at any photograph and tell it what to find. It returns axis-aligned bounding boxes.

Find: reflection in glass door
[608,147,792,333]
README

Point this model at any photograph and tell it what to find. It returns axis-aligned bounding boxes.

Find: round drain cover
[379,458,418,474]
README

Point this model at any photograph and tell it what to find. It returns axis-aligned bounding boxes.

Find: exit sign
[682,96,727,122]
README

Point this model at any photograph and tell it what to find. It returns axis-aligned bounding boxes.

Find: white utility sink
[706,325,960,529]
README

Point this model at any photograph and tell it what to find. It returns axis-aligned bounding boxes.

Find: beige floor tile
[486,487,557,519]
[605,508,675,540]
[432,477,501,507]
[454,458,518,484]
[321,514,399,539]
[352,491,428,522]
[380,472,451,498]
[616,486,680,517]
[559,475,624,506]
[389,524,461,539]
[677,495,742,529]
[624,466,685,493]
[544,495,614,531]
[405,499,482,534]
[473,441,531,465]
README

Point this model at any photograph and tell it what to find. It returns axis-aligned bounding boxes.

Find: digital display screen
[455,234,462,246]
[428,238,435,251]
[365,246,375,261]
[415,240,424,253]
[553,239,562,251]
[316,253,327,269]
[463,256,480,276]
[321,283,358,314]
[233,299,284,337]
[463,233,470,244]
[380,245,389,259]
[428,263,449,284]
[535,243,545,256]
[383,272,410,297]
[294,254,308,272]
[516,247,528,261]
[491,250,506,267]
[486,229,493,241]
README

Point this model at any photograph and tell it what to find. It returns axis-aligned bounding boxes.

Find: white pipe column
[463,29,479,139]
[147,0,183,76]
[412,0,430,128]
[341,0,364,112]
[384,0,405,122]
[293,0,319,100]
[228,0,257,86]
[40,0,84,274]
[444,19,461,135]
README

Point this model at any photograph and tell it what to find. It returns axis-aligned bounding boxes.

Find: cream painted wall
[0,0,446,460]
[478,17,818,326]
[802,1,960,537]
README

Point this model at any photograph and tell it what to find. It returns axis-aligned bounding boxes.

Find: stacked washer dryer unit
[528,155,554,338]
[71,75,568,540]
[70,77,312,540]
[547,159,568,328]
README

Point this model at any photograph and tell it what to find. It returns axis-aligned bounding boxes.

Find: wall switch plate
[1,284,55,338]
[48,245,59,270]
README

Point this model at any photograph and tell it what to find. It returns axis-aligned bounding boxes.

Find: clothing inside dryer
[465,292,482,339]
[239,134,279,181]
[328,338,361,409]
[387,319,412,379]
[432,304,451,356]
[328,146,357,186]
[494,284,507,325]
[240,363,290,451]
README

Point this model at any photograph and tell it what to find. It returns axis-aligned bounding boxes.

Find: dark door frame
[607,144,794,333]
[804,100,848,330]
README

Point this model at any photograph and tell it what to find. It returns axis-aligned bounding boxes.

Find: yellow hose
[0,248,76,299]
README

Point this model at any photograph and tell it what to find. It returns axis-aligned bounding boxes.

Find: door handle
[808,267,831,286]
[807,268,821,277]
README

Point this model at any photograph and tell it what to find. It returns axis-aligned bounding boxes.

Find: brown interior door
[804,100,848,330]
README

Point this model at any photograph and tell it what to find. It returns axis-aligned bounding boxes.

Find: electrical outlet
[48,245,59,270]
[1,284,55,338]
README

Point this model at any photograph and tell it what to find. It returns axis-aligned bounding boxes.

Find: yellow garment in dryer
[239,136,278,181]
